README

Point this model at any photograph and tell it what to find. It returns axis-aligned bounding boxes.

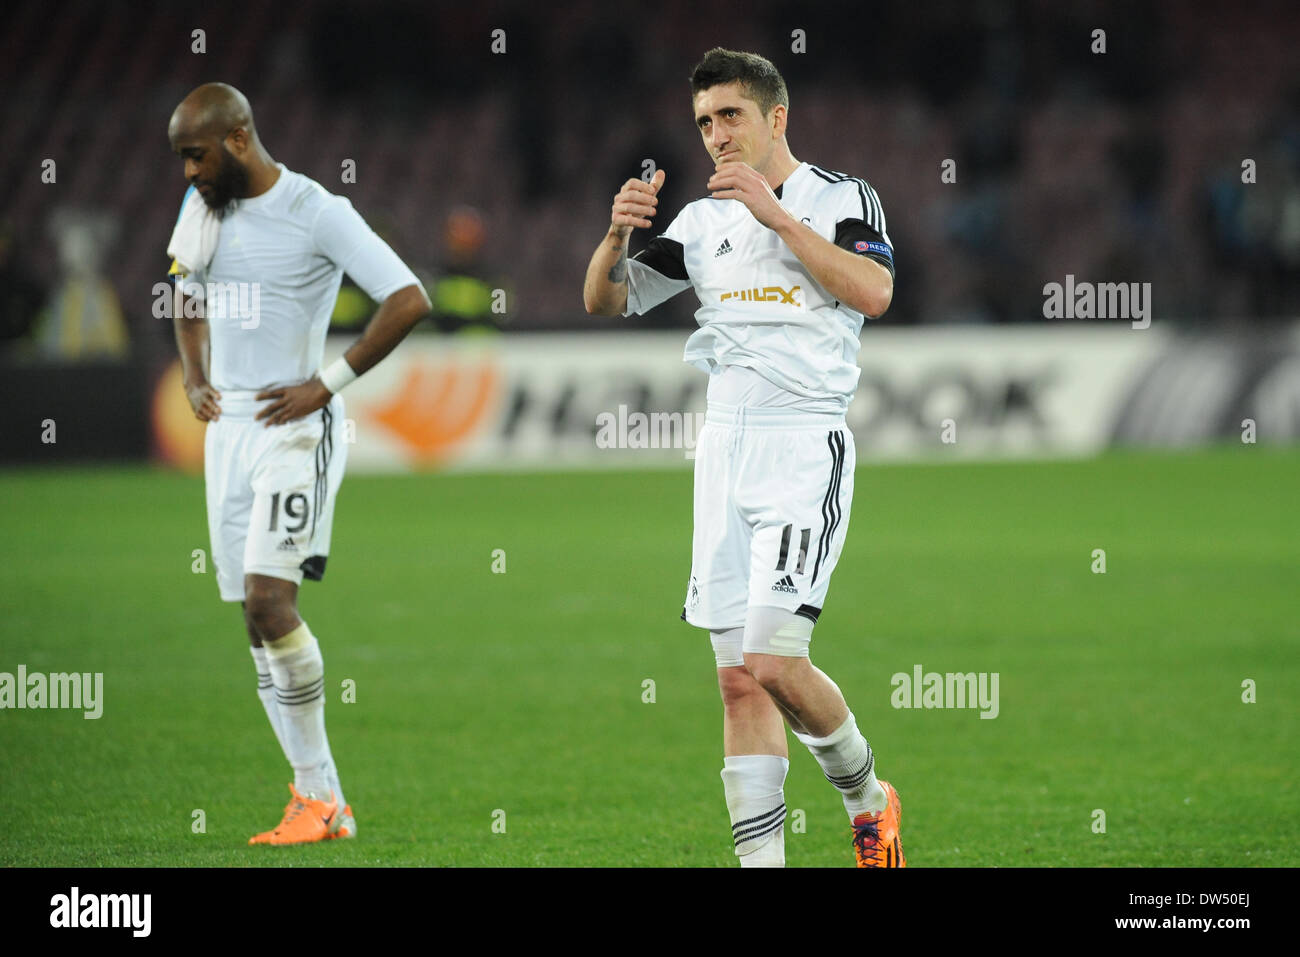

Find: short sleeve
[831,179,894,278]
[312,197,422,303]
[624,212,693,316]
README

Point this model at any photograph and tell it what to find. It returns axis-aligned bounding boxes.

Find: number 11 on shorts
[776,523,812,575]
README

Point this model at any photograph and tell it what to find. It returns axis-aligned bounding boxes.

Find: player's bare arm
[775,218,893,319]
[172,285,222,421]
[583,168,667,316]
[255,282,430,425]
[708,155,893,318]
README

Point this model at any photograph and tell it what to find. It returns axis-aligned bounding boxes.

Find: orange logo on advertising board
[366,362,500,463]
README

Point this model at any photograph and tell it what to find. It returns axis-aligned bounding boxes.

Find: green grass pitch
[1,446,1296,866]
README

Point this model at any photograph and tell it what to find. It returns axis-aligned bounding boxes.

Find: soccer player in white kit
[584,49,905,867]
[167,84,431,845]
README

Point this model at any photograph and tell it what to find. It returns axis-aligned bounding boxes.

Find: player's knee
[241,602,263,644]
[744,651,815,704]
[745,652,789,696]
[717,665,764,708]
[243,577,297,638]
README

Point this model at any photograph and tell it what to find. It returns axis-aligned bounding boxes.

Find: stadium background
[0,0,1296,869]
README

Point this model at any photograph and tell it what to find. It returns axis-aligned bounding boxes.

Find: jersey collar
[772,162,808,200]
[238,162,288,210]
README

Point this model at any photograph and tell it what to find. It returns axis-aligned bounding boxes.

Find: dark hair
[689,48,789,117]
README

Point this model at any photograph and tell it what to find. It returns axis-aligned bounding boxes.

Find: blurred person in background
[34,210,128,360]
[428,205,507,334]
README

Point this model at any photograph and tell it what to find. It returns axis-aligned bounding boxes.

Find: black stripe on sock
[731,806,786,843]
[735,814,787,847]
[827,761,871,785]
[738,806,785,842]
[731,802,786,832]
[827,769,871,791]
[276,691,325,707]
[275,677,325,705]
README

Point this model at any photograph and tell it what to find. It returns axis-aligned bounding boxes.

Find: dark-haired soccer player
[584,48,904,867]
[167,83,431,845]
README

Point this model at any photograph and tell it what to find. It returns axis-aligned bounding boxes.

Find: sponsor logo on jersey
[720,285,802,306]
[714,238,733,258]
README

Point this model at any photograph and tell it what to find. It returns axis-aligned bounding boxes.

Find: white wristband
[319,357,358,394]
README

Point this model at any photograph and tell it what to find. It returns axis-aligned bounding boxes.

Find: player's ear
[770,104,787,138]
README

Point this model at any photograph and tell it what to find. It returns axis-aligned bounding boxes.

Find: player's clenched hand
[610,168,667,236]
[185,380,222,422]
[255,378,331,427]
[707,156,789,231]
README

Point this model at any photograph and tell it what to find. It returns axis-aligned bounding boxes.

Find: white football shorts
[683,402,855,630]
[204,390,348,602]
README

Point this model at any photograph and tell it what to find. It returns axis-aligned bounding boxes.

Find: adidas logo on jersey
[277,536,298,552]
[771,574,798,594]
[714,238,733,258]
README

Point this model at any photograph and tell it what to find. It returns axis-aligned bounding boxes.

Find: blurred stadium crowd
[1,0,1297,365]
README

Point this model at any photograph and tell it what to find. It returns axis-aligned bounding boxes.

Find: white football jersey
[173,165,419,391]
[625,162,893,411]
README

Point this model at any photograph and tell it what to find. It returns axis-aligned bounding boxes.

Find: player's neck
[762,149,800,191]
[243,152,282,199]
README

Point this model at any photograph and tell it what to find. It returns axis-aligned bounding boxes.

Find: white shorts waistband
[705,402,846,431]
[209,389,277,421]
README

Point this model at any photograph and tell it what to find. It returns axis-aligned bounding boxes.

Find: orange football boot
[852,780,906,867]
[248,784,339,846]
[327,804,356,839]
[248,791,296,845]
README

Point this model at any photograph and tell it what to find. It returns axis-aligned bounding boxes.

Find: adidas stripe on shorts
[204,390,348,602]
[683,402,854,630]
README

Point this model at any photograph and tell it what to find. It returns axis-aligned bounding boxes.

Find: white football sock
[264,622,332,800]
[322,743,346,810]
[794,712,887,821]
[250,646,292,764]
[720,754,789,867]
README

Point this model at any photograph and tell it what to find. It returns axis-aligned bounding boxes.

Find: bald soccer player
[167,83,431,845]
[584,49,903,867]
